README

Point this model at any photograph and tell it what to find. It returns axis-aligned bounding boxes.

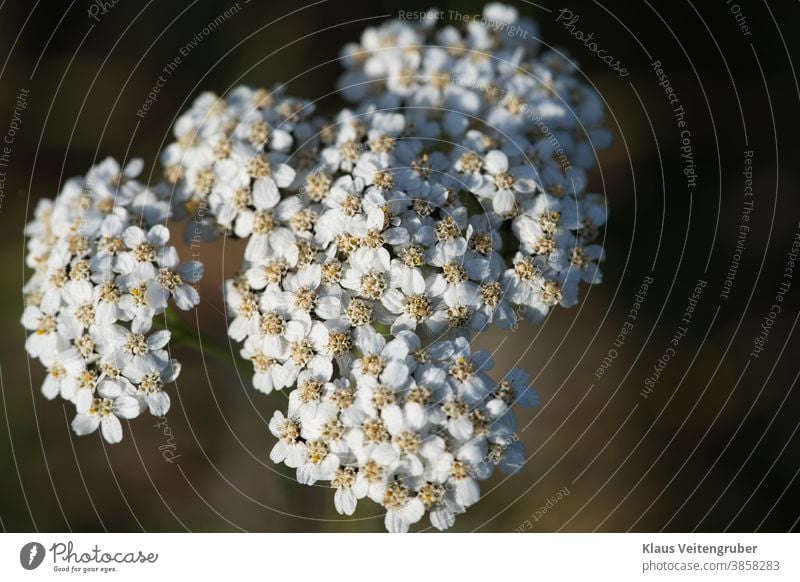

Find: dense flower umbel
[22,158,200,443]
[158,3,607,531]
[269,330,538,532]
[24,3,609,530]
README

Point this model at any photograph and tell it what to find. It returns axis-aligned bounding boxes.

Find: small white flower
[151,246,201,310]
[39,346,85,400]
[296,438,340,485]
[21,301,65,359]
[340,247,391,301]
[95,324,171,376]
[332,466,359,515]
[472,150,539,215]
[117,263,165,333]
[124,356,180,416]
[268,410,307,468]
[383,481,425,533]
[71,380,140,444]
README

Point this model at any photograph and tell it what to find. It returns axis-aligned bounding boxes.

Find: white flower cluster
[22,3,609,531]
[153,4,609,530]
[159,84,319,244]
[22,158,201,443]
[269,331,538,532]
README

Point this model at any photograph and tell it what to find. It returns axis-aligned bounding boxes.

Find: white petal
[315,296,341,319]
[71,413,100,436]
[381,404,404,435]
[97,380,121,399]
[147,330,171,349]
[372,443,399,466]
[75,388,94,413]
[285,443,306,468]
[146,392,170,416]
[430,506,456,530]
[398,497,425,524]
[485,150,508,174]
[101,416,124,444]
[449,416,474,440]
[381,289,405,313]
[253,178,280,210]
[381,360,408,387]
[334,488,357,516]
[405,402,426,430]
[147,224,170,246]
[270,440,289,463]
[274,164,296,188]
[455,478,480,507]
[385,511,408,533]
[173,285,200,310]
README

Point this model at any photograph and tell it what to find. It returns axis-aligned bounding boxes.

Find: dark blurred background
[1,0,799,532]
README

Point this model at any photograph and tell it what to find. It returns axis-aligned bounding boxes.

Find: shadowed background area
[1,0,799,532]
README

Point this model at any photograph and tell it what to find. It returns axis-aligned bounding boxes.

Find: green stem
[163,309,248,368]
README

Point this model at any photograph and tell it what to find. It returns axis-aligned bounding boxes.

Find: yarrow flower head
[24,3,609,530]
[22,158,201,443]
[268,330,537,532]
